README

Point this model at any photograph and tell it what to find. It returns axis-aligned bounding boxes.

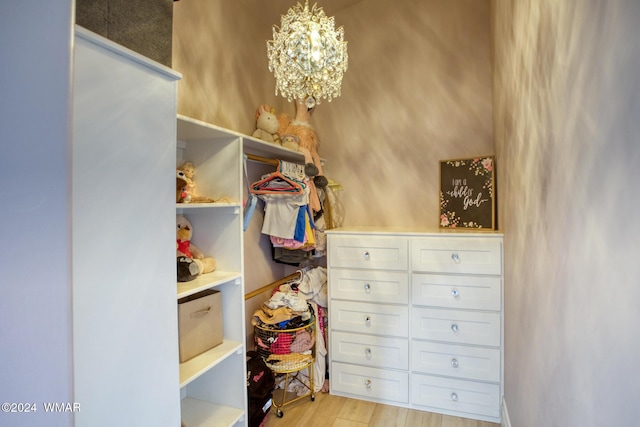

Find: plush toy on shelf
[177,255,199,282]
[176,170,189,203]
[278,98,327,186]
[252,104,281,145]
[278,98,328,213]
[176,161,216,203]
[280,133,300,151]
[176,215,216,277]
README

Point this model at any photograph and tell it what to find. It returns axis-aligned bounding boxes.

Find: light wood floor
[264,391,500,427]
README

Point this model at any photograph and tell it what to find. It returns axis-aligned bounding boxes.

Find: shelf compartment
[180,339,243,388]
[177,202,241,212]
[176,209,242,274]
[177,271,241,299]
[178,114,304,165]
[178,115,241,141]
[180,397,244,427]
[243,136,304,163]
[175,115,252,427]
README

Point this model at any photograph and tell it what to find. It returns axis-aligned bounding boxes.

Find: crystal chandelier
[267,0,348,108]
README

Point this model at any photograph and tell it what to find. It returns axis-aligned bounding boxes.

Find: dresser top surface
[326,226,503,237]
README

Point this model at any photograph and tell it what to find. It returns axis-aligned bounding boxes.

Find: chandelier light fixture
[267,0,348,109]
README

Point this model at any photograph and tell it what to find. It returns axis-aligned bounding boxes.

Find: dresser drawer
[412,274,501,311]
[330,269,408,304]
[412,308,500,347]
[411,237,502,275]
[331,300,409,337]
[411,341,500,382]
[329,235,408,270]
[332,331,408,370]
[332,362,409,404]
[411,373,500,418]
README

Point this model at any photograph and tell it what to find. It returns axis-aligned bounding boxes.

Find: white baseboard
[502,396,512,427]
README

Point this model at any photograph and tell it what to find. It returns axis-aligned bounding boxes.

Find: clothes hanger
[280,160,306,182]
[250,161,304,195]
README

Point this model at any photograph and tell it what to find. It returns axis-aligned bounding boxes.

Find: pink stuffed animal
[278,98,328,213]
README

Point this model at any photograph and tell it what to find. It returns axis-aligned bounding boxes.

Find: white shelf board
[179,340,243,388]
[177,115,241,141]
[177,271,242,299]
[181,397,244,427]
[176,202,241,211]
[177,114,305,164]
[243,136,304,163]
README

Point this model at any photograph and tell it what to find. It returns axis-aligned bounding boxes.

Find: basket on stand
[254,315,316,418]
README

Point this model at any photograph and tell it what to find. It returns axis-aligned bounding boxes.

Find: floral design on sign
[440,156,495,229]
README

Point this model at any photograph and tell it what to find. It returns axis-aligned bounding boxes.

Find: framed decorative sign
[439,156,496,229]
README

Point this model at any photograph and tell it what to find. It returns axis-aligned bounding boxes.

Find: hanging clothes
[251,160,316,248]
[259,191,308,239]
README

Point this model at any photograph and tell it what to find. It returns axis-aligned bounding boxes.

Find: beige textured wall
[315,0,493,228]
[493,1,640,425]
[173,0,494,302]
[173,0,290,131]
[173,0,493,229]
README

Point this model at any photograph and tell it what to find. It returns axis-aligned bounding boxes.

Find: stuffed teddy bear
[177,170,189,203]
[177,255,199,282]
[177,161,216,203]
[280,133,300,151]
[252,104,281,145]
[176,215,216,276]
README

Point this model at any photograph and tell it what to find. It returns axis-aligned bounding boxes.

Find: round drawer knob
[451,323,459,333]
[451,358,459,368]
[450,392,458,401]
[365,348,372,359]
[365,316,372,327]
[451,253,460,263]
[363,251,370,260]
[451,289,460,298]
[364,283,371,293]
[365,379,372,389]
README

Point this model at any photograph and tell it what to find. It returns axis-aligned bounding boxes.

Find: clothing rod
[244,272,300,301]
[246,153,279,166]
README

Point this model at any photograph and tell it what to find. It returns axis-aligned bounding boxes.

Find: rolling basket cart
[254,315,316,418]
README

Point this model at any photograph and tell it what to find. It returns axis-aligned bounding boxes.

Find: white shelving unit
[72,27,182,427]
[175,115,304,427]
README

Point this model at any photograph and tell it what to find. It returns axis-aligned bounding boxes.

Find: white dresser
[327,228,503,423]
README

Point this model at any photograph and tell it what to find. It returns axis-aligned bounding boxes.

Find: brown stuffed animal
[177,170,188,203]
[176,215,216,275]
[177,161,216,203]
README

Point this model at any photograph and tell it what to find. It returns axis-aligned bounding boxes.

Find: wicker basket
[254,316,316,373]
